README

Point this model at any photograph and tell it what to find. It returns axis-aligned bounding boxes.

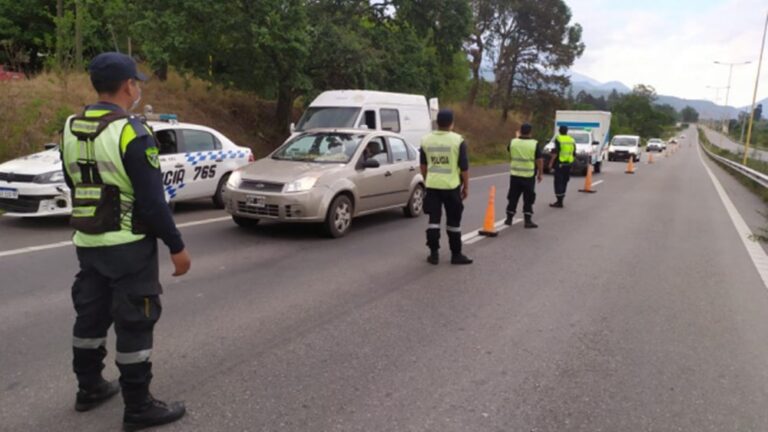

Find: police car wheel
[212,173,230,209]
[233,215,260,228]
[324,195,353,238]
[403,185,424,218]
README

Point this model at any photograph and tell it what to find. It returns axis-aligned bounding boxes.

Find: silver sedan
[224,129,425,237]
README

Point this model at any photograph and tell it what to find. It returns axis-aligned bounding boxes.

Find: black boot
[504,213,514,226]
[123,395,186,431]
[524,215,538,229]
[427,250,439,265]
[448,231,473,265]
[75,379,120,412]
[451,254,474,265]
[549,197,563,208]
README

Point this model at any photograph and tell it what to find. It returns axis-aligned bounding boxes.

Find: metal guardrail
[700,142,768,189]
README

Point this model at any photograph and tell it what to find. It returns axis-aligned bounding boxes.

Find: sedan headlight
[227,170,242,189]
[283,177,317,193]
[33,170,65,184]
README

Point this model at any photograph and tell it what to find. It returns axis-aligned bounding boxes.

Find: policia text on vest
[420,110,473,266]
[505,123,543,229]
[60,52,190,429]
[548,125,576,208]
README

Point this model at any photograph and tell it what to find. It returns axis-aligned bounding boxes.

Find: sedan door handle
[174,164,184,169]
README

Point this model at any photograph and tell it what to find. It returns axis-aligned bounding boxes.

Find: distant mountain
[569,72,747,120]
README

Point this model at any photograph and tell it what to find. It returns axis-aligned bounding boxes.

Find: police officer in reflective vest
[548,125,575,208]
[420,110,473,265]
[61,52,190,429]
[505,123,543,228]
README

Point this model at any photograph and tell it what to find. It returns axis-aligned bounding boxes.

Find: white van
[292,90,439,148]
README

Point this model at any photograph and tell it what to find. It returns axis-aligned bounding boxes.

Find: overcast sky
[568,0,768,108]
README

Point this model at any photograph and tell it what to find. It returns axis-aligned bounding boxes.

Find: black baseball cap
[88,52,147,84]
[520,123,533,135]
[436,109,454,127]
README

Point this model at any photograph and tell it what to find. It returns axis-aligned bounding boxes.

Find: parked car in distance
[224,129,425,238]
[647,138,665,152]
[608,135,641,162]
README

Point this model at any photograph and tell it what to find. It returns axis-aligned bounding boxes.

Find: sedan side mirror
[289,122,296,133]
[361,159,380,169]
[592,141,599,146]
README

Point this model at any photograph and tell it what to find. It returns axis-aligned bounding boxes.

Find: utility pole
[744,11,768,165]
[713,60,751,134]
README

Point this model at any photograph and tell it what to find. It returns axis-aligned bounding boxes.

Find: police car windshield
[613,138,637,146]
[296,107,361,131]
[272,132,364,163]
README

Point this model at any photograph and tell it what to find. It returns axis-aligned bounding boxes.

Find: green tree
[492,0,585,120]
[681,106,699,123]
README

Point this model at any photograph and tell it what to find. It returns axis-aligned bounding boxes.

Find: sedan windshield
[272,132,364,163]
[295,107,361,131]
[613,138,637,147]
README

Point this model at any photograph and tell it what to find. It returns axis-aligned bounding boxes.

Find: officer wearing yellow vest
[60,52,189,429]
[504,123,543,228]
[548,125,575,208]
[420,110,473,265]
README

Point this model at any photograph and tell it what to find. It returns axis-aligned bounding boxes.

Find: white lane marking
[697,144,768,290]
[0,241,73,258]
[592,180,604,187]
[469,172,508,182]
[0,215,232,259]
[463,218,522,244]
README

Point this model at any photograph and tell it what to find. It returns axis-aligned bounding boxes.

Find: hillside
[569,72,760,120]
[0,72,290,163]
[0,72,522,165]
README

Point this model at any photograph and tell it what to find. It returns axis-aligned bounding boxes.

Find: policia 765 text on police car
[0,110,252,216]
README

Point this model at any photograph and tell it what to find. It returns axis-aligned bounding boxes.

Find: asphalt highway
[2,127,768,431]
[701,125,768,161]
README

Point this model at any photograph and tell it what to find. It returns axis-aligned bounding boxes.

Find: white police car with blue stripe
[0,114,253,217]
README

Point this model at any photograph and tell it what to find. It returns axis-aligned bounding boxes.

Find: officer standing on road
[548,125,575,208]
[60,52,190,430]
[505,123,543,228]
[420,109,473,265]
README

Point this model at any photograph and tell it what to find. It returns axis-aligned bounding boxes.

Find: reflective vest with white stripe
[557,134,576,164]
[421,131,463,190]
[509,138,537,178]
[61,110,146,247]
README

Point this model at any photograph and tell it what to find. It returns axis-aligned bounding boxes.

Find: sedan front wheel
[403,185,424,218]
[323,195,353,238]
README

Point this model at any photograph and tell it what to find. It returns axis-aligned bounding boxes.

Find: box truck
[543,111,612,175]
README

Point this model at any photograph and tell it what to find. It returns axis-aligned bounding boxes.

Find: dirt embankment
[0,72,522,165]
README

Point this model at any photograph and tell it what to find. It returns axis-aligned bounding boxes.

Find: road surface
[2,128,768,431]
[701,126,768,161]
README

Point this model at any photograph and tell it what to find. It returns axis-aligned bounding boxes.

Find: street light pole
[743,11,768,165]
[714,60,752,134]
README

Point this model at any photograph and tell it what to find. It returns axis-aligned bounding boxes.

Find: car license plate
[0,187,18,199]
[246,195,266,208]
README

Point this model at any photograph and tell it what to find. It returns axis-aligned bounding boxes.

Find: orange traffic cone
[479,185,499,237]
[579,165,597,193]
[625,157,636,174]
[648,153,654,164]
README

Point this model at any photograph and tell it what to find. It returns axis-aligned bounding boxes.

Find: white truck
[544,110,612,175]
[291,90,439,149]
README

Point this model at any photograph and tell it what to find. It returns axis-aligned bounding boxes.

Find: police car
[0,114,253,217]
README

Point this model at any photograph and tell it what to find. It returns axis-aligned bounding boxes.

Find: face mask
[130,84,142,111]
